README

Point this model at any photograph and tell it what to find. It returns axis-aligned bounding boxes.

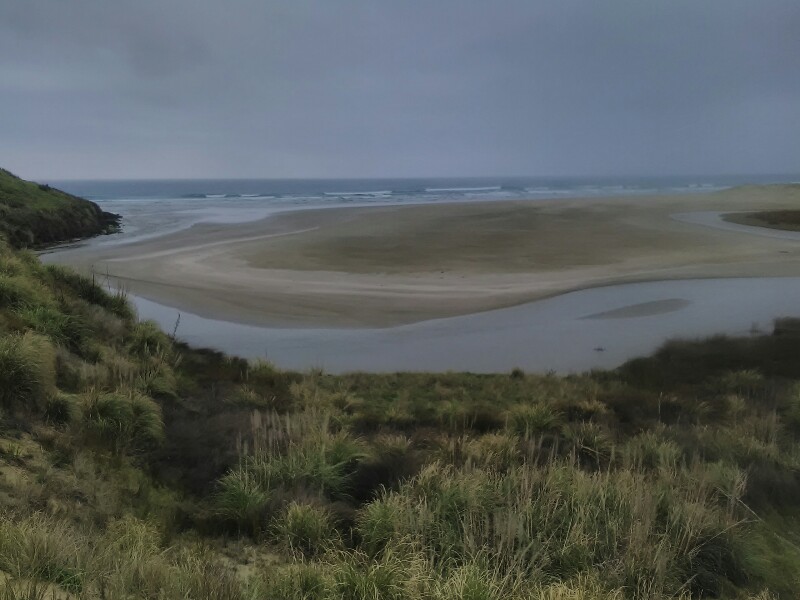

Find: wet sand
[44,184,800,328]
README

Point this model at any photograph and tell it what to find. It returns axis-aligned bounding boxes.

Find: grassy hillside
[3,240,800,599]
[1,172,800,598]
[0,169,119,248]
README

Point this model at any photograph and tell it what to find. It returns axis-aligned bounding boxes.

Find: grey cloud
[0,0,798,178]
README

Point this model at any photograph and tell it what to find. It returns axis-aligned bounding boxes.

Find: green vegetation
[2,239,800,598]
[723,209,800,232]
[2,178,800,597]
[0,168,119,248]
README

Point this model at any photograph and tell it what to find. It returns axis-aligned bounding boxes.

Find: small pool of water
[131,277,800,373]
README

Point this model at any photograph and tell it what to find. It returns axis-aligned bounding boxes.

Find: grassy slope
[3,244,800,599]
[0,169,119,248]
[2,179,800,598]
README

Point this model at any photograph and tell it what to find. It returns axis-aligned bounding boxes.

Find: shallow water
[131,277,800,374]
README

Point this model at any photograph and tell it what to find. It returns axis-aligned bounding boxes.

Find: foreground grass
[2,238,800,598]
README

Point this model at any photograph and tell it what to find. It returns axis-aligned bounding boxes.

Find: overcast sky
[1,1,799,180]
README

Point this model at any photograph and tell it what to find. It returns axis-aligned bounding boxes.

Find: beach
[44,184,800,329]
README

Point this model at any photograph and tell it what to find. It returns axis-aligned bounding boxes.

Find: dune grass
[3,237,800,598]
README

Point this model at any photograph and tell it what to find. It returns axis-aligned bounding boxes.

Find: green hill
[0,168,119,248]
[1,171,800,598]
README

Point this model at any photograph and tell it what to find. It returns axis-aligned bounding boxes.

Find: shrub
[272,502,337,557]
[0,332,55,411]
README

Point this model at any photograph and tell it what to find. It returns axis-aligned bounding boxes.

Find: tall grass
[0,332,55,411]
[81,387,164,454]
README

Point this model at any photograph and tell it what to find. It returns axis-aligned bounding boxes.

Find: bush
[0,332,55,411]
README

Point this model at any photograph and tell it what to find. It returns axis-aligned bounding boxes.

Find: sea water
[47,174,798,246]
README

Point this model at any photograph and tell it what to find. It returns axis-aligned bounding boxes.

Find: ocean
[47,174,799,244]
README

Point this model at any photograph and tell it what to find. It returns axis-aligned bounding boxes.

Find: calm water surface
[131,277,800,373]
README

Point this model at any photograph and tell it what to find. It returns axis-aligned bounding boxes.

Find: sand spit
[44,185,800,328]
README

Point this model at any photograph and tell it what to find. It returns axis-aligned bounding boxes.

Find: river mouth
[130,276,800,374]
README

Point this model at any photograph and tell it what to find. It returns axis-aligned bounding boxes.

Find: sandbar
[43,184,800,328]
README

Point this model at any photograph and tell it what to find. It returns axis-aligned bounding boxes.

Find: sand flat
[44,185,800,327]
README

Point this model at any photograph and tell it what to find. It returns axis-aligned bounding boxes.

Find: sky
[1,0,799,180]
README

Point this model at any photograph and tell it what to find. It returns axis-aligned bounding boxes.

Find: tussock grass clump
[258,563,332,600]
[0,332,55,411]
[0,274,52,310]
[330,548,425,600]
[508,402,562,437]
[272,501,338,557]
[15,305,83,349]
[127,320,172,357]
[0,514,89,594]
[463,432,520,470]
[359,460,743,596]
[45,265,133,321]
[357,498,398,558]
[214,468,271,534]
[562,422,614,466]
[81,388,164,454]
[240,427,368,501]
[621,429,681,471]
[43,392,80,426]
